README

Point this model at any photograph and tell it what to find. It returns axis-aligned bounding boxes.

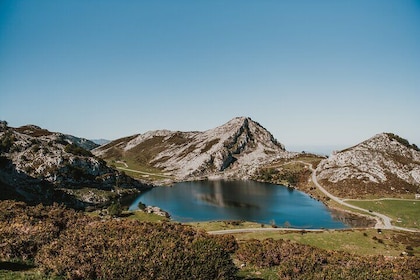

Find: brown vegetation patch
[15,126,53,137]
[167,132,190,145]
[0,201,237,280]
[200,138,220,154]
[237,238,419,279]
[320,174,418,199]
[100,134,139,150]
[125,136,167,165]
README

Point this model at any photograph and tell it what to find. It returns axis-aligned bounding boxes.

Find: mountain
[93,117,292,180]
[91,139,111,146]
[0,121,147,208]
[316,133,420,198]
[13,124,100,150]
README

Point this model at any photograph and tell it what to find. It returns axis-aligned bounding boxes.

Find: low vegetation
[0,201,237,279]
[108,159,173,184]
[386,133,420,151]
[346,199,420,229]
[1,201,419,279]
[252,154,327,201]
[236,238,419,279]
[64,143,93,157]
[229,228,420,257]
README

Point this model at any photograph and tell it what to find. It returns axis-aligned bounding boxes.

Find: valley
[1,117,419,279]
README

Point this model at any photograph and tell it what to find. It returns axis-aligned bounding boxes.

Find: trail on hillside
[303,161,418,232]
[210,160,419,234]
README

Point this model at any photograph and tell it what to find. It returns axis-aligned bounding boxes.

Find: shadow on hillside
[0,157,89,209]
[0,261,35,272]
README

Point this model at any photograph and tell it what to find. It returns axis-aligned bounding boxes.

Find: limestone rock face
[317,133,420,197]
[0,123,146,207]
[94,117,293,180]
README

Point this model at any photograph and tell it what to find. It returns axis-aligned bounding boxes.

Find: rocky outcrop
[0,122,148,208]
[94,117,293,180]
[143,206,170,218]
[317,133,420,198]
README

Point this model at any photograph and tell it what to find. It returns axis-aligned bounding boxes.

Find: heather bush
[35,220,237,279]
[0,201,87,261]
[64,143,93,157]
[210,233,238,254]
[237,238,420,279]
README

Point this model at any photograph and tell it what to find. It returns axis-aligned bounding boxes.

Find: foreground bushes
[36,220,237,280]
[1,200,419,279]
[237,238,420,279]
[0,201,86,260]
[0,201,237,279]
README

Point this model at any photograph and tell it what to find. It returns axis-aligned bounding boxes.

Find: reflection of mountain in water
[129,180,348,228]
[193,180,274,209]
[197,194,259,209]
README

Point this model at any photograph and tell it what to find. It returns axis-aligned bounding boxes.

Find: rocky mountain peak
[317,132,420,198]
[94,117,290,180]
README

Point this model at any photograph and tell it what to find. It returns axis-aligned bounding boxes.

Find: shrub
[36,221,237,280]
[210,234,238,254]
[0,201,237,279]
[64,143,93,157]
[0,131,15,153]
[107,201,122,217]
[236,238,420,279]
[0,201,86,261]
[387,133,420,151]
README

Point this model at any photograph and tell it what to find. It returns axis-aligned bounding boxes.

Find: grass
[108,158,173,182]
[346,199,420,229]
[124,210,169,223]
[0,270,47,280]
[230,228,420,257]
[187,220,267,231]
[236,264,279,280]
[0,261,54,280]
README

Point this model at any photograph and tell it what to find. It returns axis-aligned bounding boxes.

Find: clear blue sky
[1,0,419,152]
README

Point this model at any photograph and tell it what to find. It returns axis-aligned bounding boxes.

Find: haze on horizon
[1,1,419,153]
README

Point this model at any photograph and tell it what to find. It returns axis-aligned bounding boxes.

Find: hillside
[316,133,420,198]
[0,121,148,208]
[94,117,294,180]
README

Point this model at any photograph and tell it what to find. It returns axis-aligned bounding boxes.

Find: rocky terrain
[317,133,420,198]
[94,117,295,180]
[0,121,148,208]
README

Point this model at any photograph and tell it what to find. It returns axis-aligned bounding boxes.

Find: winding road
[303,162,393,229]
[210,160,418,234]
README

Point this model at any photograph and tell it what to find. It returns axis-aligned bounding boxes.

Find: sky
[1,0,419,153]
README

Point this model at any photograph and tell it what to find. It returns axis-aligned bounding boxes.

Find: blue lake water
[129,180,348,229]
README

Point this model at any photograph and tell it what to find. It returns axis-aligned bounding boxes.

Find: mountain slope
[94,117,292,180]
[0,121,147,208]
[316,133,420,198]
[14,124,99,150]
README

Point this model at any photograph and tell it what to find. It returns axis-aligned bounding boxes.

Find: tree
[107,201,122,217]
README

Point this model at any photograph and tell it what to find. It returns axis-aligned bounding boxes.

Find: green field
[346,199,420,229]
[187,220,267,231]
[187,220,420,258]
[230,228,420,257]
[0,262,53,280]
[109,159,174,182]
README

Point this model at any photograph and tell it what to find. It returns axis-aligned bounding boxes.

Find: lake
[129,180,348,229]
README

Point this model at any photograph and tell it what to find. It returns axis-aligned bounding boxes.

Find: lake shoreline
[128,180,350,229]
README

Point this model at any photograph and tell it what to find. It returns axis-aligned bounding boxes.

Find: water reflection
[129,180,348,229]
